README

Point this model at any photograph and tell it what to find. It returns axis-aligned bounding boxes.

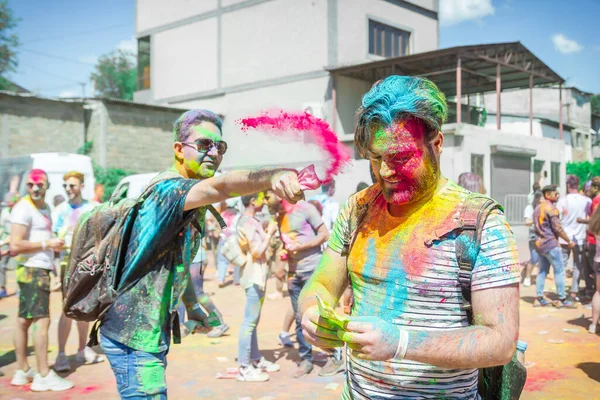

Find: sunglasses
[63,184,79,190]
[27,182,47,190]
[182,138,228,155]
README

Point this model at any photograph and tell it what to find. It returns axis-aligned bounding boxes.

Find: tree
[591,94,600,116]
[0,0,19,91]
[90,49,136,100]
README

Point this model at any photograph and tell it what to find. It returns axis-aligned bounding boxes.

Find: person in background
[92,183,104,204]
[457,172,486,194]
[263,190,331,378]
[528,182,541,205]
[236,194,281,382]
[216,200,241,287]
[53,171,104,372]
[557,175,591,303]
[534,185,577,308]
[523,192,543,286]
[10,169,73,391]
[309,180,339,235]
[0,192,20,298]
[578,178,600,302]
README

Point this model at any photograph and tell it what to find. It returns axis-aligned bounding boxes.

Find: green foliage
[76,140,94,156]
[93,164,134,201]
[566,161,600,187]
[0,1,19,82]
[90,50,137,101]
[592,94,600,116]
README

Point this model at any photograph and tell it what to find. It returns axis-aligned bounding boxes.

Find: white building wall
[441,123,567,196]
[221,0,328,87]
[337,0,438,66]
[136,0,218,33]
[152,19,219,100]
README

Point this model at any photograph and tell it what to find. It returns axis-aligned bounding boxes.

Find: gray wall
[0,94,85,158]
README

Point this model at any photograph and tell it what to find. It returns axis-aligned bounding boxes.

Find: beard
[378,147,439,205]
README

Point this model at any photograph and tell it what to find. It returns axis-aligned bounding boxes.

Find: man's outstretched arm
[184,169,302,211]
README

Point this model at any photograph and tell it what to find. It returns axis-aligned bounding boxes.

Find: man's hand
[577,217,587,224]
[47,238,65,251]
[286,242,302,253]
[568,240,576,249]
[301,305,345,349]
[267,220,278,236]
[186,304,211,334]
[271,170,304,204]
[338,316,401,361]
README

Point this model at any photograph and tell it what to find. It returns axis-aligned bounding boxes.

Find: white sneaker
[254,357,281,373]
[11,368,36,386]
[30,370,74,392]
[54,352,71,372]
[75,346,105,364]
[237,365,269,382]
[589,324,598,334]
[523,278,531,287]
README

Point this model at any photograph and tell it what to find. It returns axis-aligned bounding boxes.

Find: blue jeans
[100,333,168,399]
[217,239,240,284]
[288,271,314,362]
[537,247,566,299]
[238,284,265,366]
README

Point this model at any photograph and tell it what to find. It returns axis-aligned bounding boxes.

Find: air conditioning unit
[302,102,325,120]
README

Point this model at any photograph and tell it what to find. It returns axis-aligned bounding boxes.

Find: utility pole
[79,82,86,98]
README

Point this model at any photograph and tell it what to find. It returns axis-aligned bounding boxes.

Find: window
[368,20,410,58]
[471,154,484,181]
[533,159,545,186]
[551,162,560,186]
[137,36,151,90]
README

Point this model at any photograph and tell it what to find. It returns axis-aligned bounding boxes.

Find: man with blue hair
[299,76,521,399]
[99,109,306,398]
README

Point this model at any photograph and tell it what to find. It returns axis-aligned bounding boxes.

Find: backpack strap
[340,184,382,257]
[455,194,503,322]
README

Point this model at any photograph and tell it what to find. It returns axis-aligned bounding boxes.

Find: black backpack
[343,185,522,400]
[63,173,225,345]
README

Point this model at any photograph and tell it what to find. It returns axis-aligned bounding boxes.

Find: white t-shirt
[557,193,591,245]
[10,197,54,269]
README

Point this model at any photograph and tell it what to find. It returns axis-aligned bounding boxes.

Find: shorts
[16,266,51,319]
[529,241,540,265]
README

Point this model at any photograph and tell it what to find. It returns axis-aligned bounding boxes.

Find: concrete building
[0,91,186,173]
[134,0,572,216]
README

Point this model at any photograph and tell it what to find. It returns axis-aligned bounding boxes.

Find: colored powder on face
[237,109,352,182]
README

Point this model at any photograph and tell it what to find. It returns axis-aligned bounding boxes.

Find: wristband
[394,328,410,361]
[42,241,47,251]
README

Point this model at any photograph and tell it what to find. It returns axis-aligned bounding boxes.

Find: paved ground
[0,226,599,399]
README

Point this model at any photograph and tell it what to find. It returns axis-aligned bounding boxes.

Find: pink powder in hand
[298,164,321,191]
[238,109,351,183]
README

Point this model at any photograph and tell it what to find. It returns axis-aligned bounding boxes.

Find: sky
[5,0,600,98]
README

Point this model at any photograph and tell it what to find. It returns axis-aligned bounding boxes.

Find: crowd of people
[0,75,573,399]
[523,177,600,333]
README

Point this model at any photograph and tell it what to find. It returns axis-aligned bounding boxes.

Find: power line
[23,23,132,45]
[20,48,96,66]
[21,64,82,83]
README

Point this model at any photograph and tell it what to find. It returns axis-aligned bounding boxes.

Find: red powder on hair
[28,169,47,183]
[238,110,351,183]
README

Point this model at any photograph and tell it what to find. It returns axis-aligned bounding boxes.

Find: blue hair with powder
[354,75,448,157]
[173,109,223,142]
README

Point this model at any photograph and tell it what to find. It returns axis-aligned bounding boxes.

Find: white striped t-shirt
[328,181,520,399]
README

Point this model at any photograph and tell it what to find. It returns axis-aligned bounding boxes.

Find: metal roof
[327,42,565,97]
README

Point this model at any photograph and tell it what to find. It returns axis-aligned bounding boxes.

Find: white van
[111,173,160,200]
[0,153,95,210]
